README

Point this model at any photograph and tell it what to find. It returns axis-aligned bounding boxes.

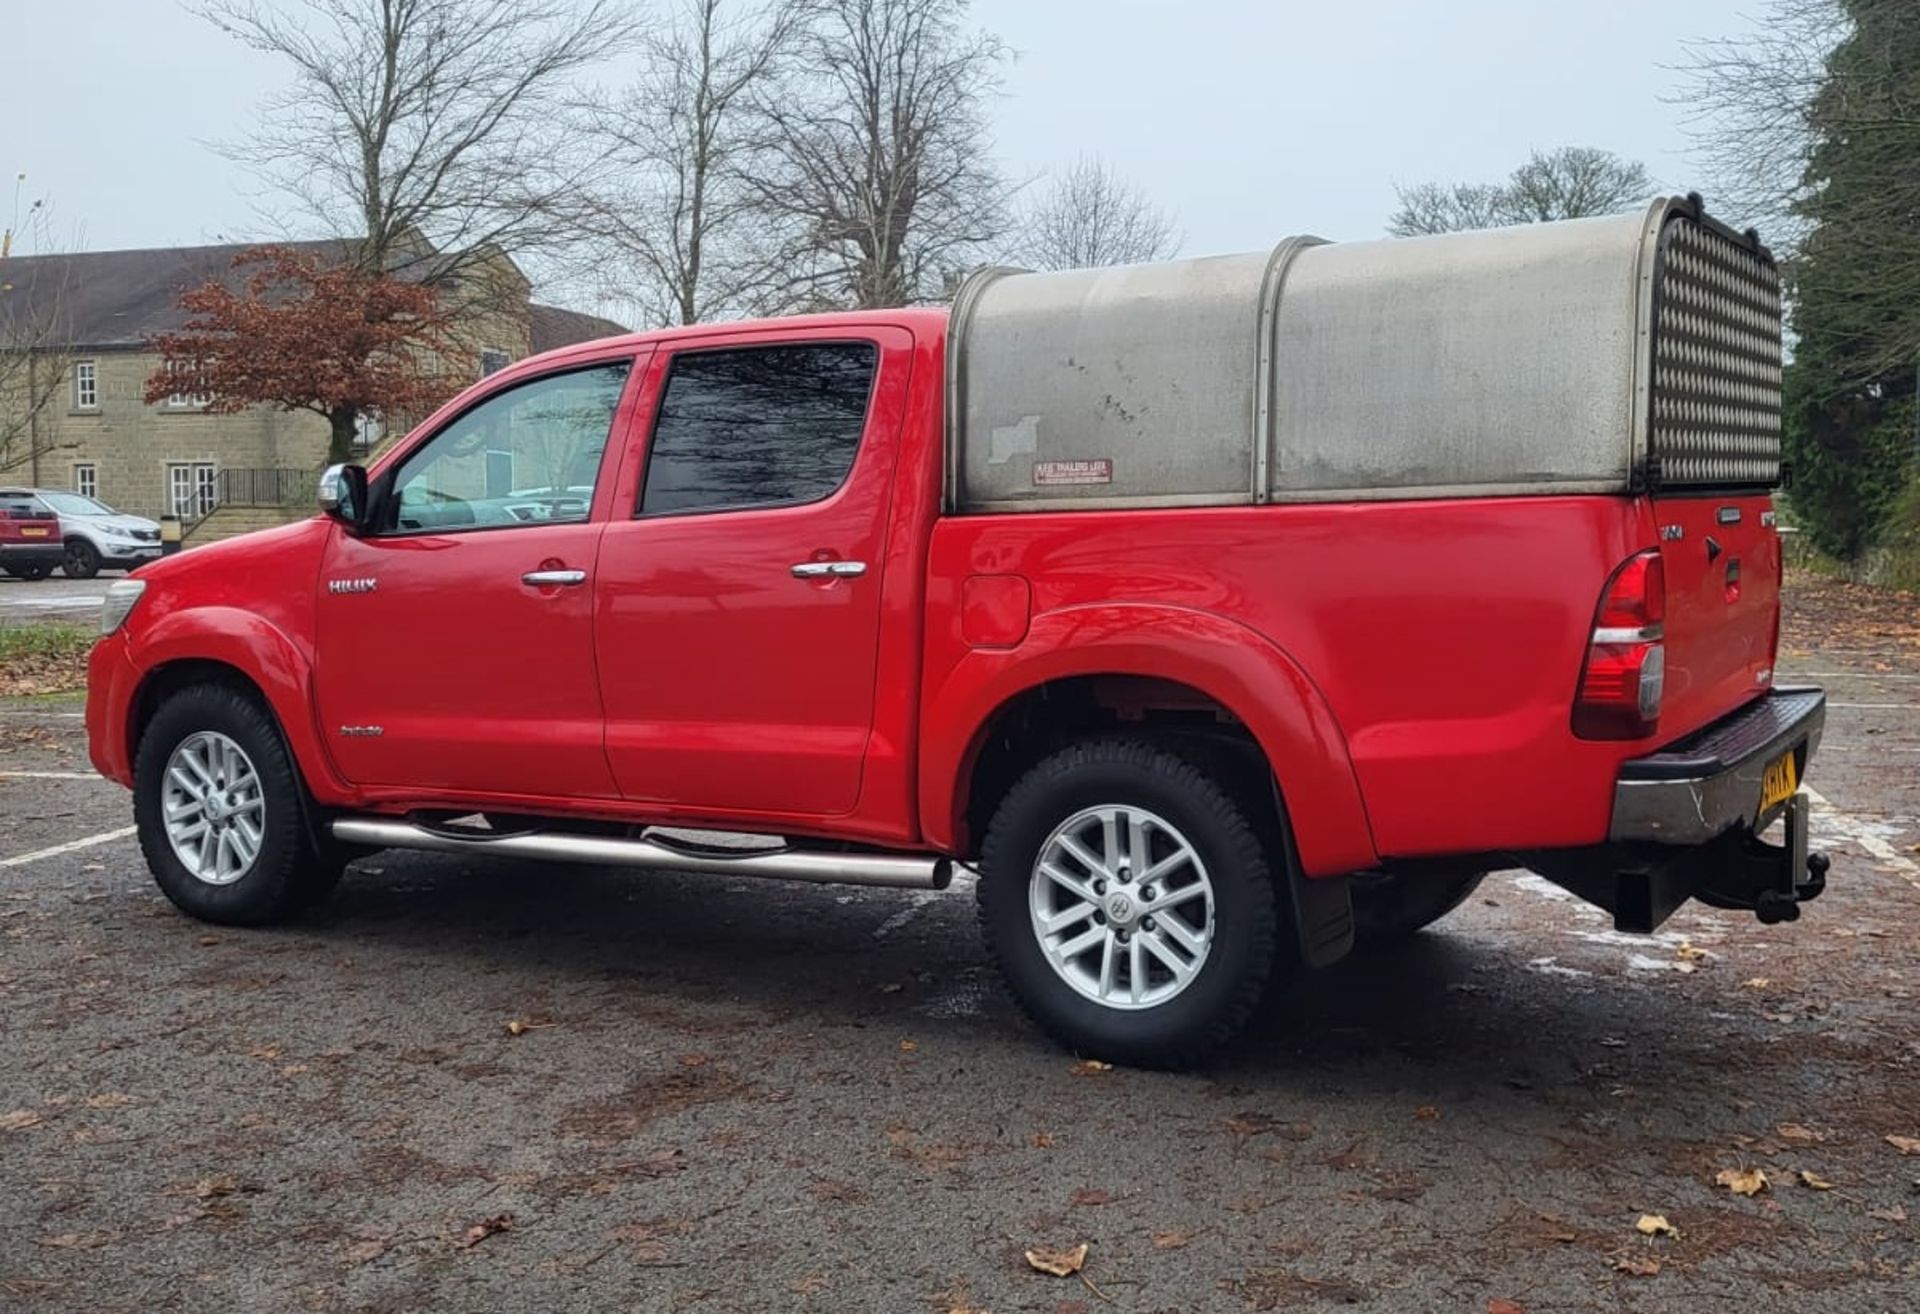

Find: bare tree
[197,0,640,284]
[0,191,73,479]
[1018,156,1180,271]
[1388,147,1652,236]
[1673,0,1844,244]
[747,0,1012,308]
[1382,182,1507,239]
[585,0,800,326]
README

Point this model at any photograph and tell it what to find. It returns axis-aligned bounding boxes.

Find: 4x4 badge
[328,578,377,594]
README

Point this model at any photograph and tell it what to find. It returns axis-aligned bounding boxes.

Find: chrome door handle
[523,569,587,586]
[790,560,868,579]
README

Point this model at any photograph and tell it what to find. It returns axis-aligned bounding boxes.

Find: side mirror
[317,463,370,532]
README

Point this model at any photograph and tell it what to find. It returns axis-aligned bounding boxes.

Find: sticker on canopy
[1033,459,1113,487]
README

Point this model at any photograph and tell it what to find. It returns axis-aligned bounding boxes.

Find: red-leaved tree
[145,246,465,465]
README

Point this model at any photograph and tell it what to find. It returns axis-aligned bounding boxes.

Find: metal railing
[216,467,316,509]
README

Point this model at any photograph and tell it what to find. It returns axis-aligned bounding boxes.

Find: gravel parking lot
[3,576,1918,1312]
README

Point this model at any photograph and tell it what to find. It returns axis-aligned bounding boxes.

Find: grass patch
[0,624,95,696]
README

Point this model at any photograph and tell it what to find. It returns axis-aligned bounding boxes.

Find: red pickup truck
[88,197,1828,1066]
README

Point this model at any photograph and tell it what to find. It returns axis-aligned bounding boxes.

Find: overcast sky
[5,0,1766,302]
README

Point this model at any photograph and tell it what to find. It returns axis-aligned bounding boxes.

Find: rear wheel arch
[926,610,1378,876]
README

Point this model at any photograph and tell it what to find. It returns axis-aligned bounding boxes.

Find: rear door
[593,327,912,816]
[1649,492,1782,737]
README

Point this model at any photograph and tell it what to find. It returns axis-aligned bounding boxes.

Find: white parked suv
[30,490,164,578]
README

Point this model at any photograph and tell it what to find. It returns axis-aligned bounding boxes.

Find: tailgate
[1651,492,1780,737]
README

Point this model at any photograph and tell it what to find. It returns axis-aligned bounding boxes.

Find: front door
[594,329,912,815]
[314,357,642,799]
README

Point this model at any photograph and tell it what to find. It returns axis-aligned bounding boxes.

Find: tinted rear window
[640,343,877,516]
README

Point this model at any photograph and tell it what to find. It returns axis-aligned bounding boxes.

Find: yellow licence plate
[1760,751,1799,811]
[19,526,47,537]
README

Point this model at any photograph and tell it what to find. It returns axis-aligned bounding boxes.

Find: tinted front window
[640,343,877,516]
[389,363,630,533]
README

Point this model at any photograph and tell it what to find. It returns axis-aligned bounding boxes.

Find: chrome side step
[329,817,953,891]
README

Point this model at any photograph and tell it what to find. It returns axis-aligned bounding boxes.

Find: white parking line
[0,770,101,781]
[1803,786,1920,893]
[1827,702,1918,710]
[0,826,137,868]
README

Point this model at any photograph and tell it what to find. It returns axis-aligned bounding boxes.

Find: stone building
[0,239,624,528]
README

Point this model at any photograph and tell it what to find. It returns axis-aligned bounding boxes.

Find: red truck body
[84,203,1828,1064]
[86,308,1781,873]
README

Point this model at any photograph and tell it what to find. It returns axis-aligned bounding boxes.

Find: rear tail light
[1573,548,1666,740]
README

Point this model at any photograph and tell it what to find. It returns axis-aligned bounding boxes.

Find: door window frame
[366,353,647,540]
[633,338,883,522]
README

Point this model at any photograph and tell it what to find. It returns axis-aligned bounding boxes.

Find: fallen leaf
[1868,1205,1908,1223]
[504,1020,530,1037]
[1030,1133,1055,1149]
[1799,1170,1834,1190]
[35,1232,112,1250]
[198,935,220,947]
[1068,1060,1111,1076]
[791,1273,830,1296]
[193,1175,240,1200]
[246,1046,282,1060]
[1778,1123,1826,1144]
[878,982,903,993]
[0,1110,45,1131]
[1489,1300,1526,1314]
[899,1039,918,1053]
[1886,1135,1920,1156]
[1675,940,1711,962]
[343,1236,388,1264]
[1537,1217,1578,1243]
[1024,1243,1088,1277]
[810,1179,869,1205]
[1151,1227,1197,1250]
[1742,977,1771,989]
[1616,1255,1661,1277]
[1413,1105,1440,1121]
[677,1053,711,1068]
[1068,1189,1111,1207]
[1225,1112,1275,1137]
[1716,1167,1768,1196]
[456,1213,513,1248]
[1635,1214,1678,1238]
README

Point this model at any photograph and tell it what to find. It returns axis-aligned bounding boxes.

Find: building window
[73,463,98,500]
[164,360,211,409]
[479,348,511,377]
[166,462,218,518]
[73,360,98,410]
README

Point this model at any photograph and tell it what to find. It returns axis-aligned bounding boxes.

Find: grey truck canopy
[946,196,1781,511]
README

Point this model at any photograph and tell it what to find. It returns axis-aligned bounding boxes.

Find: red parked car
[88,197,1827,1066]
[1,487,65,580]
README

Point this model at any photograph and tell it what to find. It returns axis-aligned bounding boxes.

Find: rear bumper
[1609,687,1825,845]
[1,542,65,569]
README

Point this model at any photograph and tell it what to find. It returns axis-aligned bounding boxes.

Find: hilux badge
[328,578,377,594]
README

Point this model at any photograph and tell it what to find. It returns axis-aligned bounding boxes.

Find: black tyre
[978,739,1281,1068]
[62,539,101,579]
[7,561,54,581]
[134,683,342,926]
[1350,869,1485,944]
